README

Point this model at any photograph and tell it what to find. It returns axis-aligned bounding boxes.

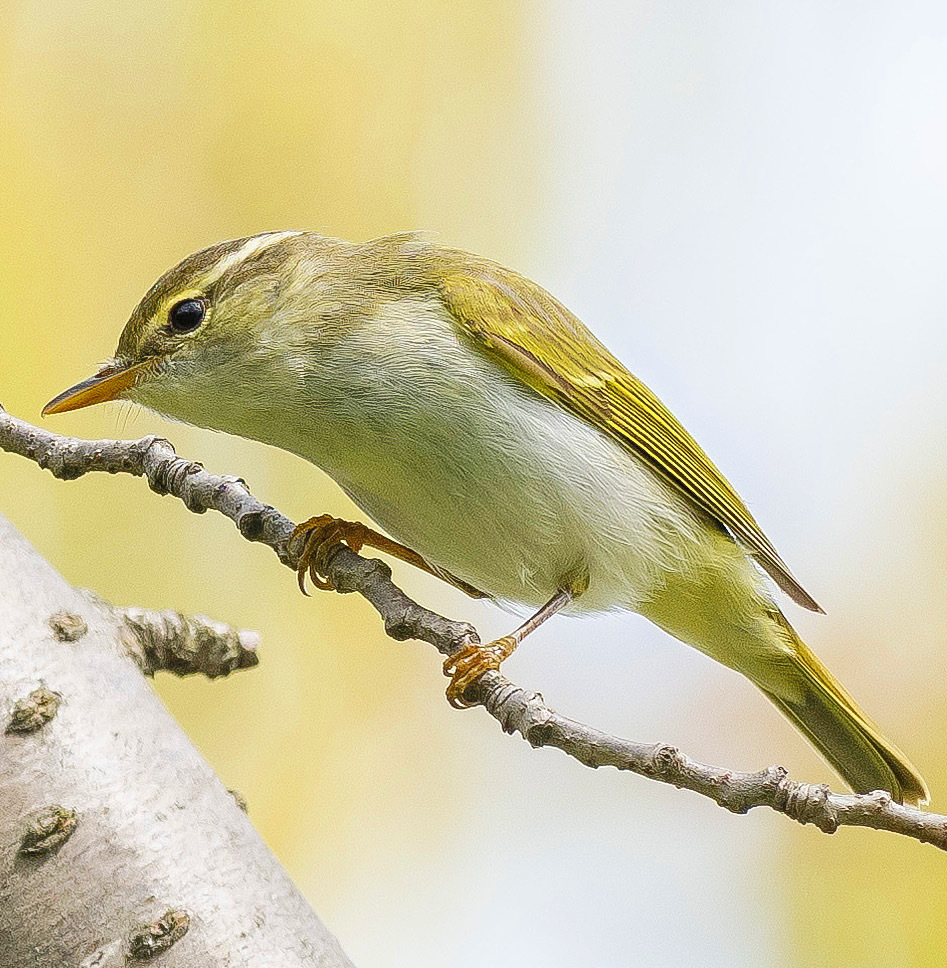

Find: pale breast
[268,298,709,612]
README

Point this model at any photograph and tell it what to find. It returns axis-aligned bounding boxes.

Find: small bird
[44,230,928,804]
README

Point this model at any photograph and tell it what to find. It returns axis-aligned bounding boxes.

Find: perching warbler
[44,230,928,804]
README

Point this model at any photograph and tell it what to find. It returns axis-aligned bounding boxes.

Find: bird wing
[437,262,821,612]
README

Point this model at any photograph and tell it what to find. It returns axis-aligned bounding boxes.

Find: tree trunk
[0,515,353,967]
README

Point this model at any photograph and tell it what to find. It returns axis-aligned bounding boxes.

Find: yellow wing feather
[436,261,822,612]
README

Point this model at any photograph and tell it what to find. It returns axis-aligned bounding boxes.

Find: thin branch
[2,404,944,850]
[116,605,260,678]
[40,592,259,678]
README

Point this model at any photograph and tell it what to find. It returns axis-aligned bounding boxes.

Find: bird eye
[168,298,206,333]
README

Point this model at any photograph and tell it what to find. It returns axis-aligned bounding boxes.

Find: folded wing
[437,262,821,613]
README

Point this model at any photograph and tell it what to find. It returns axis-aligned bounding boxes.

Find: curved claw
[291,515,335,593]
[443,636,517,708]
[291,515,370,594]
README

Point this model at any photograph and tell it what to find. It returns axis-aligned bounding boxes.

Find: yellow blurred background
[2,2,947,965]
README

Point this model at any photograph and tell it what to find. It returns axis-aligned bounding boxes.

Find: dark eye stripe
[168,298,206,333]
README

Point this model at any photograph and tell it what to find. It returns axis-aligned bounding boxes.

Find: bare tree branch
[116,605,260,677]
[2,405,944,851]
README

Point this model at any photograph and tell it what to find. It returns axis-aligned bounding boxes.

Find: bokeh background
[2,2,947,965]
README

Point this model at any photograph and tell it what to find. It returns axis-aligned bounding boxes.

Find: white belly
[257,298,709,612]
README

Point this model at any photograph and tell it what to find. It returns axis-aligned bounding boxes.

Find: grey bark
[0,515,354,968]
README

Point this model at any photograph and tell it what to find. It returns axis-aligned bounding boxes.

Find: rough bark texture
[0,515,354,968]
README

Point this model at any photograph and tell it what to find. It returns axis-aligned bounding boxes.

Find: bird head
[42,230,326,425]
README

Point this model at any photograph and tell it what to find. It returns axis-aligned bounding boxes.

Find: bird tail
[761,614,928,806]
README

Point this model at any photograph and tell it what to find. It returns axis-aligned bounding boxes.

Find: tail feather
[765,616,928,806]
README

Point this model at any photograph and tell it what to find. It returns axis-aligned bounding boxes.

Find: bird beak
[42,359,152,416]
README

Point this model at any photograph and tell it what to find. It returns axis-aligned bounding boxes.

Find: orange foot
[290,514,485,598]
[443,636,517,708]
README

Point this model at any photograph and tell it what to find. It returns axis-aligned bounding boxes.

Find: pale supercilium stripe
[199,231,302,289]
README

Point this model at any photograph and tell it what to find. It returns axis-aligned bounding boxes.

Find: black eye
[168,298,206,333]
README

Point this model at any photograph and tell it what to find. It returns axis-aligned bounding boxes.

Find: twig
[116,606,260,678]
[2,404,944,850]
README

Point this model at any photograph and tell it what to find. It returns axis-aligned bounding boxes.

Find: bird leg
[290,514,485,598]
[443,587,574,708]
